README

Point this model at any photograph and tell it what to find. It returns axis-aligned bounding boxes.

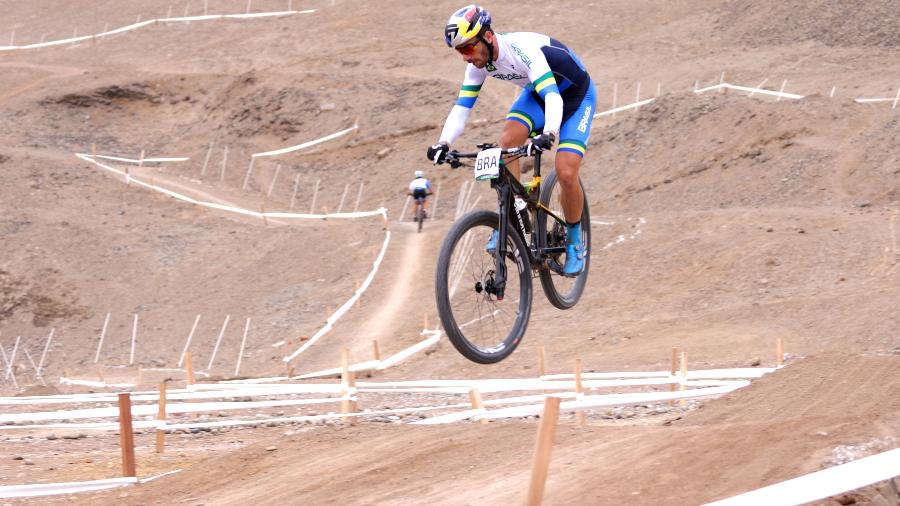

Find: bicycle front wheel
[435,210,533,364]
[537,169,591,309]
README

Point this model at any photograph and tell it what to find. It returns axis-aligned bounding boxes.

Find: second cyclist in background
[408,170,433,222]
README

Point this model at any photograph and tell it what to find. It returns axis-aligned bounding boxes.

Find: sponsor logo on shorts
[577,105,592,133]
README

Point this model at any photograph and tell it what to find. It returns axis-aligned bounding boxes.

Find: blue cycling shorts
[506,79,596,157]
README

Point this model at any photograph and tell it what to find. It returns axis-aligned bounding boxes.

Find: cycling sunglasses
[455,39,480,56]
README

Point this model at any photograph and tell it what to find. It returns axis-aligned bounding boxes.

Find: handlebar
[438,143,532,168]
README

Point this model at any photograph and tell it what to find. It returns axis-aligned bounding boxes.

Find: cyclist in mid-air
[426,4,596,276]
[408,170,433,221]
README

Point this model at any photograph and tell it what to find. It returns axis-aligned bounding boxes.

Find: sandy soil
[0,0,898,504]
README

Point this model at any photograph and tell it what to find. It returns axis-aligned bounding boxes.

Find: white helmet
[415,170,425,178]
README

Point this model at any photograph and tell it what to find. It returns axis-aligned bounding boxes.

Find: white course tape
[283,229,392,362]
[76,153,387,220]
[694,82,805,100]
[705,448,900,506]
[0,11,314,51]
[252,124,358,158]
[94,154,189,164]
[593,97,656,118]
[0,470,182,498]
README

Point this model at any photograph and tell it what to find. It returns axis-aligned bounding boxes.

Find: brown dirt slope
[81,353,899,506]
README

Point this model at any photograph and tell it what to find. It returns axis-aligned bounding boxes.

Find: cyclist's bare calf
[500,120,583,223]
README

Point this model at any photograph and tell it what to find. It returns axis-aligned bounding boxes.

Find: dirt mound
[679,353,900,425]
[716,0,900,48]
[0,268,89,327]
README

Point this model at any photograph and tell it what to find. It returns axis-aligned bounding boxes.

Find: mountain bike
[434,142,591,364]
[414,196,426,233]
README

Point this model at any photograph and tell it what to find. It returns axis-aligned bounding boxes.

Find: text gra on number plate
[474,148,502,180]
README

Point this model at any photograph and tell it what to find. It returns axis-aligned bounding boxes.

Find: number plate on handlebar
[473,148,502,181]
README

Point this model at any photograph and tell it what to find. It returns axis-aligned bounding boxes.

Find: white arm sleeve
[543,92,563,137]
[439,105,471,145]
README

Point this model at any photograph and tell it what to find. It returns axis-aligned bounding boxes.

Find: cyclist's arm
[523,45,563,138]
[438,65,488,145]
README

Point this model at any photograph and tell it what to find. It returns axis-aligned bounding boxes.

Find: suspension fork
[493,179,512,301]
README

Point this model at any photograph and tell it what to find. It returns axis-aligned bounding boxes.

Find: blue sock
[566,221,581,246]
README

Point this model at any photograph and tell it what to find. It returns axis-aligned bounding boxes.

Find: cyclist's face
[456,36,488,67]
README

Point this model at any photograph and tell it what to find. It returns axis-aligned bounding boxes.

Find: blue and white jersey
[409,177,432,191]
[439,31,592,145]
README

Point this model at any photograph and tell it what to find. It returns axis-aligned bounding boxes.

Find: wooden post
[184,351,195,385]
[155,382,167,453]
[201,141,214,176]
[526,396,562,506]
[220,146,228,182]
[178,314,201,367]
[372,340,381,361]
[340,348,357,425]
[138,149,145,167]
[241,157,256,191]
[91,143,97,161]
[290,173,300,210]
[266,163,281,198]
[336,183,350,213]
[235,318,250,376]
[309,179,320,214]
[353,180,364,212]
[207,314,231,371]
[348,371,358,425]
[129,313,138,365]
[118,393,137,477]
[776,338,784,366]
[261,203,268,226]
[469,388,488,425]
[574,359,585,426]
[679,351,688,407]
[669,347,680,405]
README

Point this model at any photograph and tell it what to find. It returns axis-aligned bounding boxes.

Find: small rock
[46,434,58,441]
[23,460,34,465]
[12,456,23,461]
[749,358,761,367]
[319,103,336,112]
[376,147,392,158]
[852,199,871,208]
[265,446,277,452]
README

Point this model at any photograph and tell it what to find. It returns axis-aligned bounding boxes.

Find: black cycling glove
[526,132,556,156]
[426,143,450,164]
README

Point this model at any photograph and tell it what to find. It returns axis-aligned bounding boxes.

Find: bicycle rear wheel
[435,210,533,364]
[417,201,424,233]
[537,169,591,309]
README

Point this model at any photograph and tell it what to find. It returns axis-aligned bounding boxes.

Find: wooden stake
[348,371,358,425]
[138,149,145,167]
[372,339,381,361]
[340,348,355,425]
[184,351,195,385]
[38,327,55,374]
[353,181,364,212]
[241,157,256,191]
[155,382,167,453]
[261,203,268,226]
[336,183,349,213]
[679,352,688,407]
[130,313,138,365]
[266,163,281,198]
[526,396,562,506]
[776,338,784,366]
[669,347,680,405]
[91,143,97,161]
[574,359,585,426]
[290,173,300,210]
[207,314,231,371]
[469,388,488,425]
[235,318,250,376]
[118,393,137,477]
[220,146,228,182]
[178,314,201,367]
[200,141,214,176]
[309,179,320,214]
